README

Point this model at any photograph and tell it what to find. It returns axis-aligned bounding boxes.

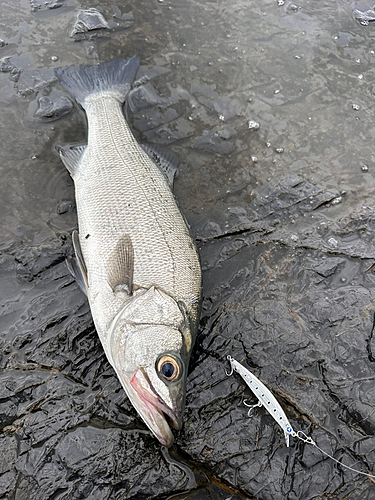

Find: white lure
[227,355,375,480]
[226,355,295,446]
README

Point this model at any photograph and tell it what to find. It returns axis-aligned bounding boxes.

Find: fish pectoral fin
[56,144,86,178]
[140,142,178,188]
[66,256,88,296]
[107,234,134,295]
[71,230,89,291]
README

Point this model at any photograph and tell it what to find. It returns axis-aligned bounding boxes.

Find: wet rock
[143,117,195,143]
[193,130,235,154]
[112,6,135,27]
[215,126,236,140]
[134,64,170,84]
[353,8,375,26]
[0,241,197,499]
[250,174,340,221]
[128,82,167,114]
[34,94,73,120]
[209,96,243,120]
[15,68,55,97]
[133,107,179,132]
[56,200,76,214]
[0,57,21,83]
[71,9,109,37]
[181,224,375,499]
[30,0,63,10]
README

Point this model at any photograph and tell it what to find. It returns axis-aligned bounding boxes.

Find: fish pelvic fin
[55,57,140,108]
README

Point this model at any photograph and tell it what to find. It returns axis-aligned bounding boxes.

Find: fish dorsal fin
[66,230,88,294]
[56,144,86,177]
[140,142,178,188]
[107,234,134,295]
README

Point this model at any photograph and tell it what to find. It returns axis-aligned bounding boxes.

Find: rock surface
[1,0,375,499]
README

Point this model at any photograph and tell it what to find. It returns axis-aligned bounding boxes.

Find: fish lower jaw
[120,369,180,447]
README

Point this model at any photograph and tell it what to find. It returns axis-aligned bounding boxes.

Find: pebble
[248,120,260,130]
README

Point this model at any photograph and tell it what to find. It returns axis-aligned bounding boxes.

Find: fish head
[109,323,188,447]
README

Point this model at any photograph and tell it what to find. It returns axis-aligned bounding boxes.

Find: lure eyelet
[157,355,181,382]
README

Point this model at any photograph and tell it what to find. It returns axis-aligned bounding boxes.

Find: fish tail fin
[54,57,140,109]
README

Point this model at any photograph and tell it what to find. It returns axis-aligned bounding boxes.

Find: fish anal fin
[107,234,134,295]
[140,142,178,188]
[56,144,86,178]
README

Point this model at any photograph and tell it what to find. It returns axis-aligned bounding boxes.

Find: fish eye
[156,355,181,382]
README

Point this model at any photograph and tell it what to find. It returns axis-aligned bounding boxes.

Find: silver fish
[55,58,202,447]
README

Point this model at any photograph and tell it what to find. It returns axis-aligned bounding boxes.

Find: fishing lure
[226,355,375,480]
[226,355,294,446]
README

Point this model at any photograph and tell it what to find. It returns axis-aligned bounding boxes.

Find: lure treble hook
[225,355,234,376]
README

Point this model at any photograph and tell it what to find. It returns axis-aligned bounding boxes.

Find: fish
[54,57,202,447]
[226,356,294,446]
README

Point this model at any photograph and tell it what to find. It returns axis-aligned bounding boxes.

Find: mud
[1,0,375,499]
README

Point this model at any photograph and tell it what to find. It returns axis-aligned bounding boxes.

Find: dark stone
[35,95,73,120]
[56,201,76,214]
[30,0,64,11]
[71,9,109,37]
[0,57,21,82]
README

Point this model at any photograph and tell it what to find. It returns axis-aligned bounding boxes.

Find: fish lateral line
[226,355,375,480]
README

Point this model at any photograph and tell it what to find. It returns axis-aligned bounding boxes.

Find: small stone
[328,237,338,248]
[57,201,76,215]
[71,8,109,36]
[286,3,299,13]
[331,196,342,205]
[275,147,284,154]
[35,95,73,120]
[353,8,375,25]
[362,165,369,171]
[248,120,260,130]
[352,103,360,110]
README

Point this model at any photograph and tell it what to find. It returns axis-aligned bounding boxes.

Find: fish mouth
[120,368,182,447]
